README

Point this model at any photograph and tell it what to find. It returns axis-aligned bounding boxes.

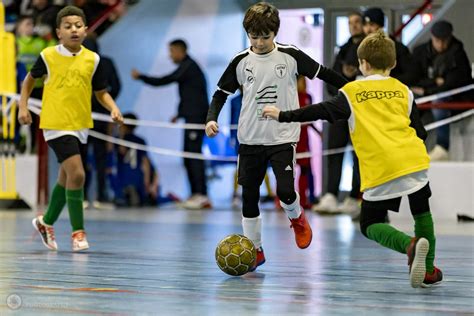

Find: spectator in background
[131,39,211,210]
[296,76,315,210]
[411,20,473,161]
[315,12,363,216]
[327,11,365,95]
[114,113,179,207]
[15,49,28,152]
[362,7,419,86]
[82,35,121,209]
[15,15,55,153]
[30,0,62,41]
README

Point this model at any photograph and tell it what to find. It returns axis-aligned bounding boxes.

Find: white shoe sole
[73,244,90,252]
[410,238,429,288]
[32,218,58,251]
[421,281,442,288]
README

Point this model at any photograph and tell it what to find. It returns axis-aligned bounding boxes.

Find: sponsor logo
[355,90,404,103]
[245,67,255,84]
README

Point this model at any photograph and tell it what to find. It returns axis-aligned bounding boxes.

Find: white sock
[280,192,302,219]
[242,215,262,249]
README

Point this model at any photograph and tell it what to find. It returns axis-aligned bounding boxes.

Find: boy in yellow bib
[18,6,123,252]
[263,31,442,288]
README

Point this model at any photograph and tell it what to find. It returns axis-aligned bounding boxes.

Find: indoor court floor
[0,207,473,315]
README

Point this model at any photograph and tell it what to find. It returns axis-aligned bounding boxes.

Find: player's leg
[238,145,267,270]
[60,137,89,251]
[360,198,428,288]
[42,164,67,225]
[269,143,312,249]
[32,137,71,251]
[408,183,442,287]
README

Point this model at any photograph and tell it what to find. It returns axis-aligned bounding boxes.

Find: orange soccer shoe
[289,210,313,249]
[249,247,266,272]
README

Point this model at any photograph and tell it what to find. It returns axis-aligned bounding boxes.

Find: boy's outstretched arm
[289,48,348,89]
[316,64,349,90]
[18,73,36,125]
[94,89,123,124]
[263,93,351,123]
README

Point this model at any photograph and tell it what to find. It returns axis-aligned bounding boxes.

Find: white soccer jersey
[216,43,321,145]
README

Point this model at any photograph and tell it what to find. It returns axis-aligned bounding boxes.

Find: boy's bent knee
[69,169,85,187]
[360,200,389,238]
[277,189,296,205]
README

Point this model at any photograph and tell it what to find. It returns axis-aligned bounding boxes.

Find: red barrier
[417,102,474,110]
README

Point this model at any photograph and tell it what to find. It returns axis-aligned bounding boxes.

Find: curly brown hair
[56,6,86,28]
[243,2,280,35]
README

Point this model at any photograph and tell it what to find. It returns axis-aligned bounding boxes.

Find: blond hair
[357,30,396,70]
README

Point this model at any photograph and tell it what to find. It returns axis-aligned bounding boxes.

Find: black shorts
[238,143,295,187]
[47,135,87,163]
[361,183,432,214]
[360,183,432,236]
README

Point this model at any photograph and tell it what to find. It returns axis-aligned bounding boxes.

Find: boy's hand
[411,87,425,96]
[111,109,123,124]
[205,121,219,137]
[18,108,32,125]
[131,69,141,80]
[262,106,280,120]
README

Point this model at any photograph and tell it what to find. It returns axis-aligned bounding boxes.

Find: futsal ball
[215,234,257,276]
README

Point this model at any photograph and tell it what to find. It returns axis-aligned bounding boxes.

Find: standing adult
[314,11,364,216]
[362,7,419,86]
[131,39,211,209]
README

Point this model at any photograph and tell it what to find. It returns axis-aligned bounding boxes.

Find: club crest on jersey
[275,64,287,78]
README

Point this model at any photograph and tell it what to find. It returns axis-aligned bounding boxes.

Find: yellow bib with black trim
[341,77,430,191]
[40,46,96,130]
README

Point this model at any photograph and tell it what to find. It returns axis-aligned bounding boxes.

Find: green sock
[366,223,412,254]
[42,184,66,225]
[414,212,436,273]
[66,188,84,232]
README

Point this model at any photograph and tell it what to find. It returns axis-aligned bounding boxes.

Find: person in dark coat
[411,20,473,161]
[131,39,211,209]
[363,7,419,86]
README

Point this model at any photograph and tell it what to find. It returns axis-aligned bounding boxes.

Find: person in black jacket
[316,11,364,216]
[411,20,473,161]
[131,39,211,209]
[362,7,419,86]
[83,35,121,209]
